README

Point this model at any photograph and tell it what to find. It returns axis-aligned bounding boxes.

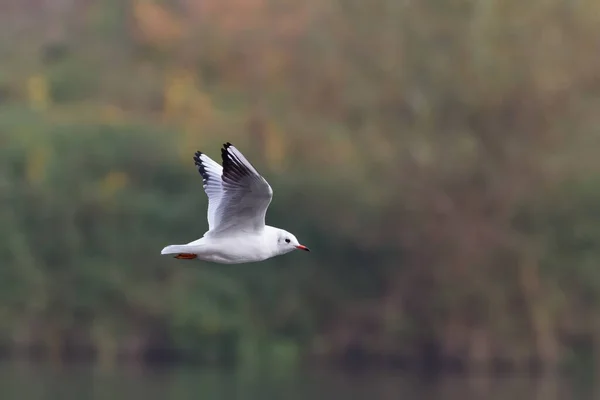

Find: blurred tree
[0,0,599,373]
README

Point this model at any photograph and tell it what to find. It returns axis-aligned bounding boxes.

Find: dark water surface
[0,361,594,400]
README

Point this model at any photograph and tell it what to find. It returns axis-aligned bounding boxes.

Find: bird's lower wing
[193,151,224,231]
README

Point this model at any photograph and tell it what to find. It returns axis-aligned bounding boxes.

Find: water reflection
[0,361,593,400]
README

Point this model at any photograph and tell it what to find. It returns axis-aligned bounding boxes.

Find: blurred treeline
[1,0,600,372]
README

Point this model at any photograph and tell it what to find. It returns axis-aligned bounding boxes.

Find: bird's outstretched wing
[193,142,273,235]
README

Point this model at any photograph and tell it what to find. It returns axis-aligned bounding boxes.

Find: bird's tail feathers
[161,244,194,255]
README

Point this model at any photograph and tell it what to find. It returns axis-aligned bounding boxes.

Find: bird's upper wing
[194,142,273,235]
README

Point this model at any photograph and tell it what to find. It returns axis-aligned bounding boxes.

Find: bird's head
[275,229,310,255]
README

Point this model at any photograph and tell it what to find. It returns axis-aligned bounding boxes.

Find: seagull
[161,142,310,264]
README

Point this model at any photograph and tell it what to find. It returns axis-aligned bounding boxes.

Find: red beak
[295,245,310,252]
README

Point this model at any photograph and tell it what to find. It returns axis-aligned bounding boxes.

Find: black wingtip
[193,151,203,168]
[221,144,233,164]
[193,151,209,183]
[221,142,252,181]
[223,142,233,152]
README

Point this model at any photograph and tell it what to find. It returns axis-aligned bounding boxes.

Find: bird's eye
[285,238,290,243]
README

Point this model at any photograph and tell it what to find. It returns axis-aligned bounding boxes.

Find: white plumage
[161,142,310,264]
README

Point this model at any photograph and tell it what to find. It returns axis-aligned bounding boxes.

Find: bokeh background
[1,0,600,398]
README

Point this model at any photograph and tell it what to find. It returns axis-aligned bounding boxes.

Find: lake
[0,361,594,400]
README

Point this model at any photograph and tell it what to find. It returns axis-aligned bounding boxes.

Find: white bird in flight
[161,142,310,264]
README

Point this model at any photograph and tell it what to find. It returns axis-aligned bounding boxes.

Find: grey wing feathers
[193,143,273,235]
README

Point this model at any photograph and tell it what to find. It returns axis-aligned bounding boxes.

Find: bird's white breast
[196,231,277,264]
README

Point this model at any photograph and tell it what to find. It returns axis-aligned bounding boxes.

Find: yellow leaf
[163,69,196,118]
[163,69,215,125]
[27,74,50,111]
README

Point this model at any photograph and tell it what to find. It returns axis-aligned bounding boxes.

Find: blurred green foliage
[0,0,600,372]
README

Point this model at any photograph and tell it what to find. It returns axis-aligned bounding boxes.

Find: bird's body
[162,226,294,264]
[161,142,309,264]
